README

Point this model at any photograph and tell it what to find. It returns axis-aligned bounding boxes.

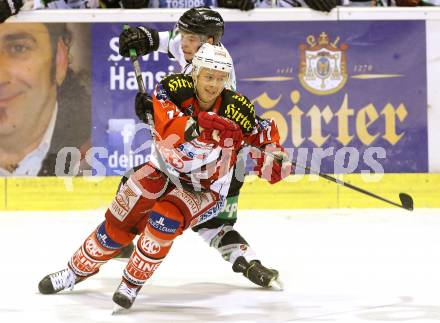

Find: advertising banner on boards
[90,20,427,176]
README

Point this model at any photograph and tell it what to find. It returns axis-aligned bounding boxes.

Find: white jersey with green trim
[157,29,237,91]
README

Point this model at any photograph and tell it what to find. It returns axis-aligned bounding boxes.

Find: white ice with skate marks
[1,208,440,322]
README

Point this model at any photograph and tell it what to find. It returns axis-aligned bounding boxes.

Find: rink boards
[3,9,440,212]
[0,174,438,211]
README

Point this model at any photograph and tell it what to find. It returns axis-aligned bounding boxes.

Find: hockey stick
[253,146,414,211]
[123,25,156,139]
[123,25,189,192]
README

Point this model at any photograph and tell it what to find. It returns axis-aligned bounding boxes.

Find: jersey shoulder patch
[218,90,257,134]
[159,74,194,106]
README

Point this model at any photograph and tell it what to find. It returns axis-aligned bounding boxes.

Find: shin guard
[122,232,172,286]
[68,222,124,277]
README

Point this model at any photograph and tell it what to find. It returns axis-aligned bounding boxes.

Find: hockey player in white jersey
[119,7,236,88]
[117,6,282,289]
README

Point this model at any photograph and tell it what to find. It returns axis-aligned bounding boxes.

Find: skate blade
[269,278,284,291]
[112,304,126,315]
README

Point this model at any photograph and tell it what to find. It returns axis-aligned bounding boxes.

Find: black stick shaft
[254,146,413,211]
[130,55,146,93]
[123,26,146,93]
[309,167,406,209]
[123,25,156,140]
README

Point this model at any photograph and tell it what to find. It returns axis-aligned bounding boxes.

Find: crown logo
[298,32,348,96]
[306,32,341,50]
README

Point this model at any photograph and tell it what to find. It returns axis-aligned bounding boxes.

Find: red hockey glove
[253,144,292,184]
[198,112,243,150]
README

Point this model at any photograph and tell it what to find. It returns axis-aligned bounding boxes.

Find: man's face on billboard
[0,23,67,142]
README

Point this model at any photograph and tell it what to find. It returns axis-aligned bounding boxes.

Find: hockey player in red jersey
[38,43,291,310]
[118,7,286,287]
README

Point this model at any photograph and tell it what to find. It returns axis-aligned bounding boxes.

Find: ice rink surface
[1,208,440,322]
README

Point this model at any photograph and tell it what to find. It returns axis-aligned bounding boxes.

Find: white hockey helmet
[192,43,233,81]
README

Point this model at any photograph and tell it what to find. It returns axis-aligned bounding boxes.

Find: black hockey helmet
[177,6,224,45]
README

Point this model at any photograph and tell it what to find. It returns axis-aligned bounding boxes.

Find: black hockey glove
[121,0,149,8]
[304,0,339,12]
[135,92,153,123]
[119,26,159,57]
[0,0,23,23]
[217,0,255,11]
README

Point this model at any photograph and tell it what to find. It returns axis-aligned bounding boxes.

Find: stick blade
[399,193,414,211]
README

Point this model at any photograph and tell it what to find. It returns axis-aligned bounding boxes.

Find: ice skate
[38,268,83,295]
[112,279,141,310]
[232,256,283,290]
